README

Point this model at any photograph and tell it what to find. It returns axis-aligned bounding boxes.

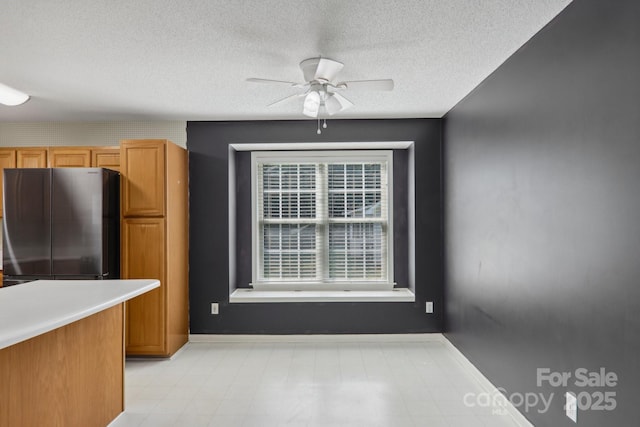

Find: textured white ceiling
[0,0,572,122]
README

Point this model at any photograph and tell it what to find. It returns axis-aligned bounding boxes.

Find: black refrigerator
[2,168,119,286]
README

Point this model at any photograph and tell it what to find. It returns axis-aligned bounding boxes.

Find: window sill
[229,288,415,303]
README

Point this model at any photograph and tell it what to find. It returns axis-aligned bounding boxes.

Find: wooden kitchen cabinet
[120,139,188,357]
[121,140,166,217]
[48,146,121,169]
[0,149,17,217]
[0,145,120,217]
[122,218,166,353]
[48,147,92,167]
[91,146,120,172]
[0,147,46,217]
[16,147,47,168]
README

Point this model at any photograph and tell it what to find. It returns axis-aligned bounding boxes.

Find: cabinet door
[122,218,166,355]
[0,149,17,217]
[16,148,47,168]
[91,147,120,172]
[121,140,166,217]
[48,148,91,167]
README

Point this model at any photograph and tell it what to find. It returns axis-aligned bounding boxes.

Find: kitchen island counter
[0,279,159,349]
[0,279,159,427]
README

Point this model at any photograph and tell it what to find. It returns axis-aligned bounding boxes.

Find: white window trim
[229,288,415,303]
[250,150,394,291]
[228,141,416,304]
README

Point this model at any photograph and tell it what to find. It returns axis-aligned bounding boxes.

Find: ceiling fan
[247,57,394,125]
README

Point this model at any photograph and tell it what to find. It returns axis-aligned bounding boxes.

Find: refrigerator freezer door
[51,168,105,276]
[2,169,52,276]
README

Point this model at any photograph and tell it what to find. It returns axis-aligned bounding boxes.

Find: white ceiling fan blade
[314,58,344,82]
[325,92,353,115]
[267,93,304,107]
[302,91,320,117]
[247,78,302,87]
[337,79,394,91]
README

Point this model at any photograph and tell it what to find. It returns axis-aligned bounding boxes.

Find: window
[252,150,393,291]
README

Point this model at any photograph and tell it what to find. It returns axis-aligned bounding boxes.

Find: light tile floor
[110,337,527,427]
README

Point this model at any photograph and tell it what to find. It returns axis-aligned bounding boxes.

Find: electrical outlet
[211,302,219,315]
[565,392,577,423]
[425,301,434,313]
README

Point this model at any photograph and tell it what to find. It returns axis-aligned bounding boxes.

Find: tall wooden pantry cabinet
[120,139,189,357]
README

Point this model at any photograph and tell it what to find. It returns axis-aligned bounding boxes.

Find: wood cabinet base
[0,304,124,427]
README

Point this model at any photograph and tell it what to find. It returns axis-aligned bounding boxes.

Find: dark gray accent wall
[444,1,640,426]
[188,119,442,334]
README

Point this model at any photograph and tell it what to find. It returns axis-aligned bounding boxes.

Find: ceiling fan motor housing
[300,57,344,83]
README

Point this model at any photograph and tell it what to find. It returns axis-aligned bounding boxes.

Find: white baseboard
[441,337,534,427]
[188,332,444,343]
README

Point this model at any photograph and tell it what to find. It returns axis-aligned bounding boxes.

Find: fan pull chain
[316,118,329,134]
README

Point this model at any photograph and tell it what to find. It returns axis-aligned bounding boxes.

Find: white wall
[0,121,186,148]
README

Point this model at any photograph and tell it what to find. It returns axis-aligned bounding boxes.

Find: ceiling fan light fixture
[302,91,320,117]
[248,56,393,126]
[0,82,30,106]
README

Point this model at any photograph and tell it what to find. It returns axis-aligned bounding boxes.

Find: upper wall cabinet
[91,147,121,172]
[16,148,47,168]
[0,145,121,217]
[48,146,121,169]
[121,140,166,217]
[48,147,91,167]
[1,147,47,217]
[0,149,17,217]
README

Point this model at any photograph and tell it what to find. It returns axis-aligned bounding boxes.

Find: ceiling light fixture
[303,85,356,134]
[302,90,320,118]
[0,82,30,106]
[248,56,394,134]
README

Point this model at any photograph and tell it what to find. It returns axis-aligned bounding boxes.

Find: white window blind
[252,151,393,290]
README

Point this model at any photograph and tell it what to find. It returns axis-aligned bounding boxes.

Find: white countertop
[0,279,160,350]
